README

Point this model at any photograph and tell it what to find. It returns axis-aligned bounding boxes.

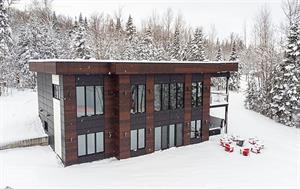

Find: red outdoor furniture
[240,148,250,156]
[224,143,234,152]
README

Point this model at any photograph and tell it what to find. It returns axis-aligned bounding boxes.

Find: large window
[192,82,202,108]
[190,120,202,139]
[131,84,145,114]
[77,131,104,157]
[154,83,184,111]
[130,128,145,151]
[154,123,183,151]
[76,86,104,117]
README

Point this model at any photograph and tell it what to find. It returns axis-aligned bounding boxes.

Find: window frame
[77,131,105,157]
[154,82,184,112]
[154,122,183,151]
[76,85,104,118]
[190,120,202,139]
[52,84,60,100]
[130,128,146,151]
[191,82,203,108]
[130,84,146,114]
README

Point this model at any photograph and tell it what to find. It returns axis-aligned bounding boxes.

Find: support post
[225,76,229,134]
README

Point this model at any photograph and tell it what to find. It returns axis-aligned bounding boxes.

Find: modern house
[29,59,238,166]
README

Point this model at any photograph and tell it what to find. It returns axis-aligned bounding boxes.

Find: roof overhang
[29,59,238,75]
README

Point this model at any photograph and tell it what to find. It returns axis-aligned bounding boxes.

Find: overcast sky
[14,0,286,40]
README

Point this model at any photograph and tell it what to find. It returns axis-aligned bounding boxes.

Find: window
[138,85,145,113]
[190,120,202,139]
[155,123,183,151]
[170,84,177,110]
[87,133,95,154]
[52,84,60,100]
[77,132,104,157]
[154,127,162,151]
[76,86,85,117]
[176,123,183,146]
[130,128,145,151]
[76,86,104,117]
[154,83,184,111]
[131,84,146,114]
[177,83,184,109]
[169,124,175,147]
[78,134,86,156]
[86,86,94,116]
[162,84,169,110]
[192,82,202,108]
[154,84,162,111]
[96,132,104,153]
[95,86,104,115]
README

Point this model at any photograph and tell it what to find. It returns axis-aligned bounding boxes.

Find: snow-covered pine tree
[15,26,35,88]
[0,0,13,85]
[228,42,240,91]
[15,18,58,88]
[136,27,160,61]
[186,28,206,61]
[296,24,300,127]
[71,14,91,59]
[245,71,259,111]
[270,23,299,127]
[170,26,181,60]
[125,15,136,41]
[216,46,222,61]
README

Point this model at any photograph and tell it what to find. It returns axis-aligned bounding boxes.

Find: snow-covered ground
[0,88,299,189]
[0,89,45,146]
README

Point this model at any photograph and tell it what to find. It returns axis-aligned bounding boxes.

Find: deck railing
[210,91,228,106]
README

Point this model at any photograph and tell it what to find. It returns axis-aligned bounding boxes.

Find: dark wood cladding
[62,75,78,165]
[183,74,192,145]
[146,75,154,154]
[104,75,117,158]
[30,61,238,75]
[114,63,237,74]
[201,74,211,141]
[116,75,131,159]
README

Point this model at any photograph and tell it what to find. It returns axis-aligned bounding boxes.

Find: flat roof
[29,59,238,64]
[29,59,238,75]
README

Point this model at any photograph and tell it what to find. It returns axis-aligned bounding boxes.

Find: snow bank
[0,89,46,146]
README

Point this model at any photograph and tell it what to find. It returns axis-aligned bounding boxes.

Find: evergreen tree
[228,42,240,91]
[185,28,206,61]
[245,72,259,111]
[270,23,299,127]
[71,16,91,59]
[170,26,181,60]
[216,46,222,61]
[125,15,136,41]
[115,17,122,33]
[135,28,161,61]
[15,20,58,88]
[0,0,13,85]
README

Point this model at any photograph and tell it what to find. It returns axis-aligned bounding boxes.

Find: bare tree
[252,6,278,91]
[282,0,300,25]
